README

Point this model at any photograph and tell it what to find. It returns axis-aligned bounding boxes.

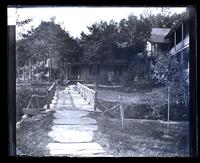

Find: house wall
[79,64,128,83]
[168,18,189,57]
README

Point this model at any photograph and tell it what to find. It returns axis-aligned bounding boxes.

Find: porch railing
[76,82,97,110]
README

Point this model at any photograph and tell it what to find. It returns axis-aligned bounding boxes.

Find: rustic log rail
[76,82,97,110]
[47,82,56,108]
[98,94,124,129]
[26,94,46,109]
[23,82,56,115]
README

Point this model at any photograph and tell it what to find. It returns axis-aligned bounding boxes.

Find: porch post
[174,30,176,51]
[182,21,184,46]
[181,21,184,64]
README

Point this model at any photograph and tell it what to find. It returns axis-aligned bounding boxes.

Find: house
[66,12,190,84]
[45,57,60,80]
[147,12,189,74]
[164,12,189,72]
[50,12,190,85]
[147,28,170,57]
[66,43,132,84]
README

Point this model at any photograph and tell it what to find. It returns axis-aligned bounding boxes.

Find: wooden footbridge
[19,81,123,157]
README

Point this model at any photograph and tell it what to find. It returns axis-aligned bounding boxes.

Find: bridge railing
[76,82,97,110]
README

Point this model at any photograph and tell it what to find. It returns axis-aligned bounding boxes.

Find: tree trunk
[50,57,52,81]
[65,63,68,81]
[42,58,45,79]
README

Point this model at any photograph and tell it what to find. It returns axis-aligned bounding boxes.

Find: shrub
[16,89,32,122]
[16,87,48,122]
[97,99,189,121]
[149,103,189,121]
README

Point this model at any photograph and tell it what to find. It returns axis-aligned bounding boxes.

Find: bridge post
[119,94,124,130]
[94,82,98,111]
[94,92,97,111]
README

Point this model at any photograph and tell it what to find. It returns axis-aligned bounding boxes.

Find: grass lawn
[89,112,189,157]
[16,111,55,156]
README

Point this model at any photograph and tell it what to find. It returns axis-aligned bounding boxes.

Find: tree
[16,18,82,82]
[151,54,189,107]
[80,20,118,63]
[142,11,185,28]
[149,10,188,102]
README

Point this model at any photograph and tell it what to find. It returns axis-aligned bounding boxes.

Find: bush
[97,99,189,121]
[16,87,48,122]
[16,89,32,122]
[124,104,152,119]
[149,103,189,121]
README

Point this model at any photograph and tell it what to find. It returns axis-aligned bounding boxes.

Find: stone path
[46,85,111,157]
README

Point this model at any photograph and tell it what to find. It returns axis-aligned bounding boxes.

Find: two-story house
[147,12,189,73]
[66,42,131,83]
[56,12,190,85]
[165,12,189,73]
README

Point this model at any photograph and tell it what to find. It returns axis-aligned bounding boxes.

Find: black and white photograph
[7,6,197,157]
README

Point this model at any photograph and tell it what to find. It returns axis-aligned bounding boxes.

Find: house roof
[149,28,171,43]
[165,12,189,39]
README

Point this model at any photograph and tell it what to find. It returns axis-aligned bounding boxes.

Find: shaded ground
[16,111,55,156]
[88,112,189,157]
[96,86,188,121]
[97,87,167,104]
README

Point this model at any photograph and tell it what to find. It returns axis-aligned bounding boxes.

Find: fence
[76,82,97,110]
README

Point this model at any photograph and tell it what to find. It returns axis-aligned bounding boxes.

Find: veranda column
[174,30,176,51]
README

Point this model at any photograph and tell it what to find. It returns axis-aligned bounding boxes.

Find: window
[176,27,182,44]
[183,21,189,39]
[169,35,174,49]
[89,65,99,75]
[115,53,120,59]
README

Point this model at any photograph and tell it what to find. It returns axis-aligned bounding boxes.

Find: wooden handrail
[48,82,56,92]
[76,82,97,110]
[77,82,95,93]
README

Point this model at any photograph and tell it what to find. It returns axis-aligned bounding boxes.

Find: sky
[15,7,187,39]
